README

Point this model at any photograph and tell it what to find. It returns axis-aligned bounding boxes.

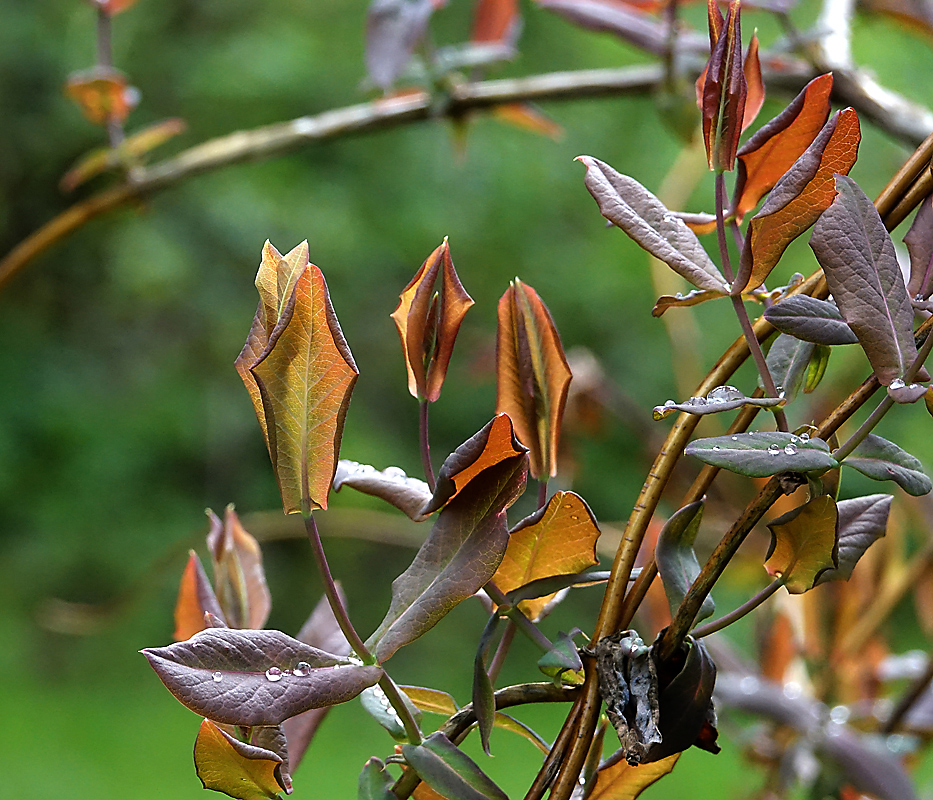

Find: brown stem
[418,400,436,492]
[883,653,933,734]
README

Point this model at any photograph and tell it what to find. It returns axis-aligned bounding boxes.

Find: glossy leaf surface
[207,506,271,631]
[142,628,382,726]
[653,385,784,420]
[586,753,679,800]
[193,719,288,800]
[333,461,432,521]
[358,758,396,800]
[402,686,459,716]
[763,296,858,345]
[175,550,226,641]
[815,494,891,585]
[685,432,838,477]
[843,434,933,496]
[655,501,714,624]
[905,194,933,300]
[402,732,508,800]
[766,495,838,593]
[764,333,815,402]
[811,175,917,386]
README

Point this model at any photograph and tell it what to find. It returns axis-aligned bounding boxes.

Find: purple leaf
[887,381,928,404]
[251,725,291,794]
[905,194,933,300]
[142,628,382,726]
[810,175,918,386]
[685,432,838,478]
[366,0,437,90]
[818,726,919,800]
[655,501,714,624]
[333,460,432,521]
[763,296,858,345]
[815,494,891,585]
[402,732,509,800]
[473,615,499,754]
[842,434,932,496]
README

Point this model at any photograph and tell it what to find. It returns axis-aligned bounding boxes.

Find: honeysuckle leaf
[655,501,714,625]
[585,752,680,800]
[491,491,600,620]
[505,569,611,606]
[360,683,423,743]
[814,494,891,585]
[733,73,833,220]
[367,435,528,662]
[685,432,838,477]
[538,630,584,683]
[888,381,928,403]
[358,758,396,800]
[653,385,785,420]
[65,66,138,126]
[766,494,838,593]
[402,732,509,800]
[764,333,815,402]
[763,296,858,345]
[805,344,832,394]
[905,195,933,300]
[578,157,728,293]
[207,506,271,631]
[193,719,288,800]
[491,713,549,754]
[843,433,932,496]
[402,686,459,716]
[251,726,291,793]
[811,175,918,386]
[472,0,520,44]
[142,628,383,726]
[333,461,432,521]
[700,0,746,171]
[366,0,438,90]
[652,289,726,316]
[391,239,474,403]
[734,108,861,294]
[238,242,359,515]
[496,279,572,479]
[742,32,764,132]
[175,550,226,641]
[473,615,499,753]
[423,414,528,515]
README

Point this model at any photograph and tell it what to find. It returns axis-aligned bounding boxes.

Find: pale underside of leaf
[764,333,815,402]
[655,501,714,624]
[334,460,432,521]
[653,388,784,421]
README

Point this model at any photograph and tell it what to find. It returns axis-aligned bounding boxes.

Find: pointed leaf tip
[194,719,288,800]
[766,494,838,593]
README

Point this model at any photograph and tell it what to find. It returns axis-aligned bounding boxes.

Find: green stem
[692,575,786,638]
[419,400,436,492]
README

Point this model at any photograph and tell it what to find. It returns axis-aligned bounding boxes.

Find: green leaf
[402,732,509,800]
[805,345,832,394]
[766,495,838,593]
[843,434,932,496]
[473,615,500,754]
[815,494,891,585]
[357,757,396,800]
[655,501,714,625]
[538,630,584,683]
[764,334,815,402]
[685,432,838,478]
[193,719,287,800]
[360,683,422,743]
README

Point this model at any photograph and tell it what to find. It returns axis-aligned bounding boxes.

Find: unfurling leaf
[811,175,917,386]
[655,501,714,625]
[366,425,528,661]
[653,385,784,420]
[366,0,439,90]
[905,195,933,300]
[402,732,509,800]
[685,432,838,477]
[142,628,382,726]
[175,550,226,641]
[734,108,861,294]
[237,241,359,515]
[207,506,271,631]
[491,491,600,620]
[700,0,746,171]
[496,279,572,479]
[766,494,838,593]
[733,73,833,220]
[360,683,423,743]
[764,333,815,402]
[842,434,933,496]
[763,296,858,346]
[391,240,474,402]
[473,615,500,753]
[805,344,832,394]
[578,157,729,293]
[65,67,139,126]
[585,753,680,800]
[193,719,288,800]
[251,726,291,793]
[333,461,432,521]
[815,494,891,585]
[358,758,396,800]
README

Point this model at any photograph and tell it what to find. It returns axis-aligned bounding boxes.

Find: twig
[883,652,933,734]
[418,400,436,492]
[693,575,786,638]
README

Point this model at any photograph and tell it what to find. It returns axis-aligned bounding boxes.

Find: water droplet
[713,445,721,451]
[800,433,810,442]
[708,385,742,403]
[739,676,758,695]
[790,435,799,443]
[212,672,223,682]
[768,444,781,455]
[664,399,676,407]
[783,682,803,700]
[830,705,850,724]
[784,444,797,455]
[909,383,922,390]
[731,435,738,441]
[265,667,283,682]
[890,378,906,390]
[383,466,407,480]
[293,661,311,677]
[689,396,707,406]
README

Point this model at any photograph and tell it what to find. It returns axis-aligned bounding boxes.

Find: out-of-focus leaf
[142,628,383,726]
[805,344,832,394]
[492,104,563,140]
[653,385,784,420]
[814,494,891,585]
[473,615,500,753]
[402,732,509,800]
[655,501,714,624]
[358,757,396,800]
[763,296,858,345]
[652,289,725,316]
[817,726,919,800]
[239,242,359,515]
[843,434,933,496]
[194,719,288,800]
[496,279,572,479]
[361,683,423,743]
[175,550,226,641]
[700,0,746,171]
[65,67,139,126]
[734,108,860,293]
[207,506,271,631]
[391,239,473,403]
[491,713,549,754]
[741,33,764,132]
[334,461,432,521]
[764,333,815,402]
[765,495,838,593]
[925,386,933,417]
[402,686,459,716]
[585,752,680,800]
[578,157,728,293]
[733,73,833,220]
[491,491,600,620]
[685,432,838,477]
[905,195,933,300]
[538,630,584,683]
[366,0,438,90]
[472,0,520,44]
[863,0,933,37]
[423,414,527,514]
[97,0,141,14]
[367,436,528,662]
[811,175,917,386]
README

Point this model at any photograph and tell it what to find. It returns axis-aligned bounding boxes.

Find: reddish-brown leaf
[586,752,680,799]
[472,0,520,43]
[493,104,564,140]
[491,491,600,620]
[174,550,226,641]
[741,32,764,132]
[64,67,138,126]
[391,240,474,402]
[496,280,573,479]
[193,719,289,800]
[700,0,746,171]
[733,73,834,221]
[734,107,861,294]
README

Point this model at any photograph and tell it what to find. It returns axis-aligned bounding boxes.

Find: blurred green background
[3,1,933,798]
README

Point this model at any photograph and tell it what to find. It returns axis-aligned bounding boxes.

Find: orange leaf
[238,241,359,515]
[64,67,138,126]
[493,103,564,140]
[173,550,225,641]
[586,753,680,800]
[96,0,142,15]
[496,279,572,479]
[766,495,839,594]
[734,107,860,294]
[733,73,833,221]
[741,32,764,132]
[391,240,474,402]
[492,491,600,619]
[700,0,745,171]
[193,719,288,800]
[472,0,520,43]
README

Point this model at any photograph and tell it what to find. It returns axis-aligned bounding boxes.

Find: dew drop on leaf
[212,672,223,682]
[890,378,906,389]
[768,444,781,455]
[293,661,311,677]
[784,444,797,455]
[265,667,283,682]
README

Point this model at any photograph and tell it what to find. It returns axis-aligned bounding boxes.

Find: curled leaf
[360,683,423,743]
[194,719,289,800]
[905,194,933,300]
[653,385,784,420]
[652,288,725,316]
[473,615,499,753]
[685,432,838,477]
[655,501,714,625]
[763,296,858,346]
[174,550,226,641]
[766,494,838,593]
[207,506,271,631]
[402,732,509,800]
[538,630,584,683]
[814,494,891,585]
[333,461,432,521]
[741,32,764,132]
[842,433,932,496]
[358,757,396,800]
[805,344,832,394]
